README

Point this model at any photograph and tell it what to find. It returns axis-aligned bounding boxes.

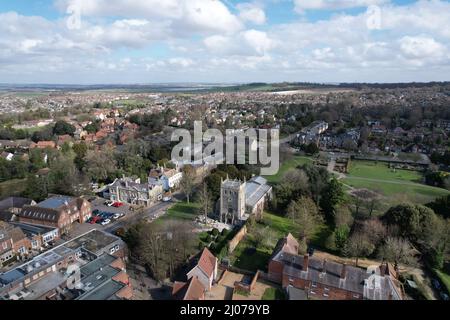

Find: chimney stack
[340,264,347,280]
[303,254,309,272]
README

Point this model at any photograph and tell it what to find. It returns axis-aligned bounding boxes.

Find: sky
[0,0,449,84]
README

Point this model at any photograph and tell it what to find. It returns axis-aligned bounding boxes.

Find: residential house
[172,276,206,300]
[0,197,36,222]
[148,165,183,191]
[107,177,163,207]
[186,248,218,291]
[30,141,57,149]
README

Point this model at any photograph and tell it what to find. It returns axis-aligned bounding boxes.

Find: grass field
[343,161,450,204]
[155,201,200,225]
[263,155,313,184]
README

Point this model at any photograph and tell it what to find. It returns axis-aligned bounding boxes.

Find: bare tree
[287,197,323,243]
[378,237,417,267]
[197,182,212,222]
[180,165,195,203]
[346,231,375,267]
[361,218,388,245]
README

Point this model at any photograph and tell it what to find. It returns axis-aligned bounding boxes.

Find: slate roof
[245,176,272,209]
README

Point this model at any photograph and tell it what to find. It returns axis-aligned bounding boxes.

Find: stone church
[219,176,272,226]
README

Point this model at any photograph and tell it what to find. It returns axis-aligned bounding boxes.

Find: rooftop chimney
[303,254,309,272]
[340,264,347,280]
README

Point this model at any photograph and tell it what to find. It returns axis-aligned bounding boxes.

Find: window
[18,246,27,254]
[31,240,39,249]
[2,242,7,250]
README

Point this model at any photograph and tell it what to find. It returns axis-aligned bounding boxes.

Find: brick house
[172,276,206,300]
[17,196,91,234]
[186,248,218,291]
[0,222,40,266]
[268,234,404,300]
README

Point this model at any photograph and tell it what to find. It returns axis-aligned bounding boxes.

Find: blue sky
[0,0,449,84]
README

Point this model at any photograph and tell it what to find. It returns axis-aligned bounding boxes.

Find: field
[343,161,449,205]
[155,201,200,225]
[263,155,313,184]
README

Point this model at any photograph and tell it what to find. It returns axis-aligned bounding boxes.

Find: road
[104,201,173,233]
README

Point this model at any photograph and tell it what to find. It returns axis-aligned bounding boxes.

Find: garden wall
[228,224,247,253]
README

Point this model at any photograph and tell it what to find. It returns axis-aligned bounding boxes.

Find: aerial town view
[0,0,449,311]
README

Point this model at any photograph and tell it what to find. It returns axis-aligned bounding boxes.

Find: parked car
[162,196,172,202]
[112,202,124,207]
[104,200,114,206]
[100,219,111,226]
[90,216,102,224]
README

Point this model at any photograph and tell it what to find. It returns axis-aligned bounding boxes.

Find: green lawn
[264,155,313,184]
[155,201,200,225]
[343,160,450,204]
[262,287,286,300]
[347,161,421,182]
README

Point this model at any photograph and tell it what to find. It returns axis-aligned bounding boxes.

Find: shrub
[211,228,220,236]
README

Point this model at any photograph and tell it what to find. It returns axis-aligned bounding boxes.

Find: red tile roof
[173,276,205,300]
[197,248,216,278]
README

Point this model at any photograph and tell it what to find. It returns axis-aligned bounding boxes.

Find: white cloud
[204,30,273,56]
[399,36,446,59]
[293,0,389,13]
[56,0,243,35]
[1,1,450,83]
[237,3,266,25]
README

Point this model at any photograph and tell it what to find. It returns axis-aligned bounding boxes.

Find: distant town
[0,82,449,301]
